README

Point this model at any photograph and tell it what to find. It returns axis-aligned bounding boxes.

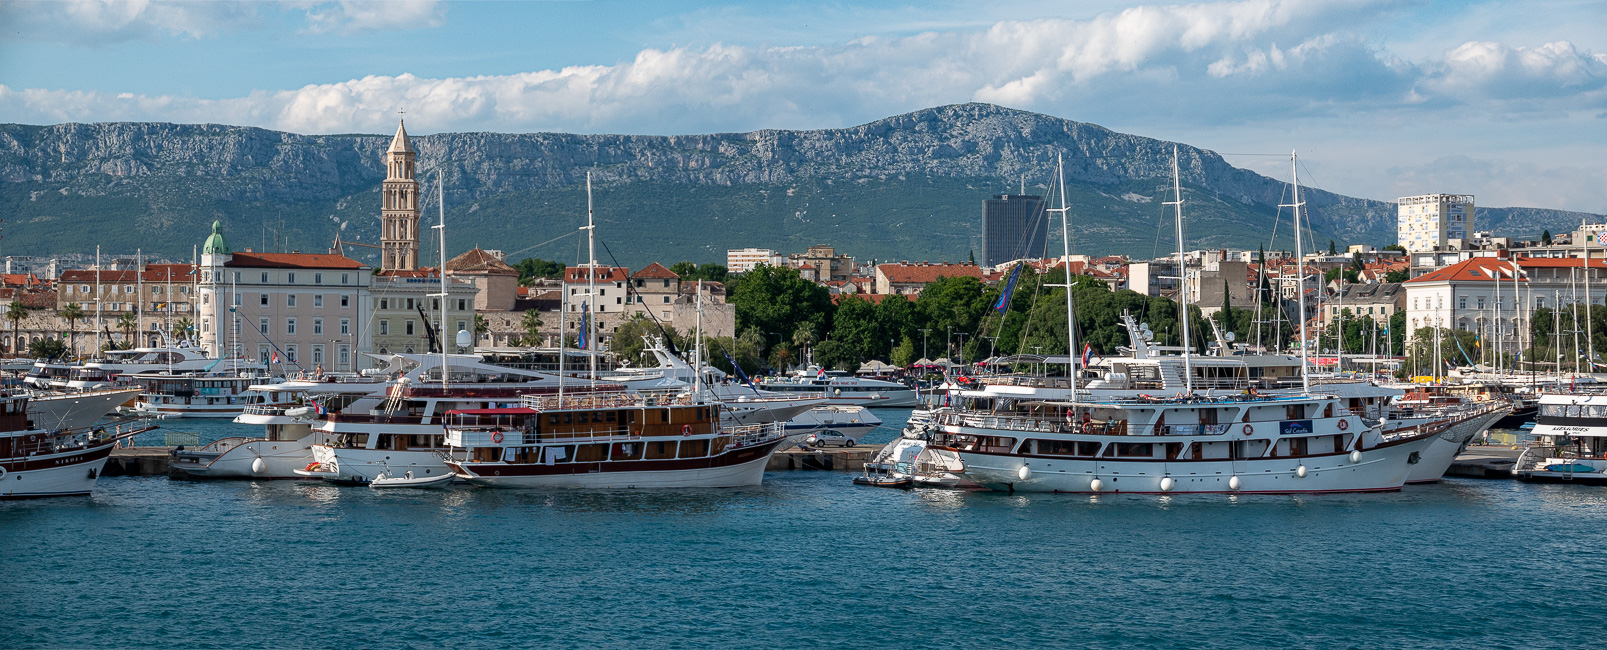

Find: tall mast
[585,172,598,389]
[1494,261,1501,377]
[1585,221,1597,372]
[1285,151,1311,393]
[1167,146,1193,392]
[1056,154,1076,392]
[695,279,706,400]
[136,248,142,348]
[434,169,449,391]
[94,245,102,355]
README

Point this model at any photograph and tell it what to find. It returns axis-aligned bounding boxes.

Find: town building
[787,245,854,282]
[627,263,681,321]
[874,262,983,295]
[444,247,519,312]
[1403,255,1606,358]
[1397,194,1473,253]
[981,194,1048,269]
[380,120,422,272]
[726,248,785,273]
[197,221,373,372]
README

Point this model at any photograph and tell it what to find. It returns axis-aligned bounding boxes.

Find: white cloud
[299,0,446,35]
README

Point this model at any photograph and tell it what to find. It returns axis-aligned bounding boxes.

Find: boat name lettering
[1279,420,1313,436]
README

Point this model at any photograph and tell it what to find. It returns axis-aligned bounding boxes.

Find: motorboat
[757,365,917,407]
[1514,392,1607,484]
[126,371,292,418]
[369,468,455,489]
[443,390,789,488]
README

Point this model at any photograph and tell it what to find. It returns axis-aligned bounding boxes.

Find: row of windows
[256,343,350,368]
[232,271,352,285]
[376,298,466,311]
[255,318,350,336]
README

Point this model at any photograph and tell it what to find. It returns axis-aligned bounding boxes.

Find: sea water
[4,413,1607,648]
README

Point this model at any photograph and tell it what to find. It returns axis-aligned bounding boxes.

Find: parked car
[805,430,857,447]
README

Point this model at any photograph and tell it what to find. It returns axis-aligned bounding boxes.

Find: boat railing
[446,420,784,448]
[241,404,297,417]
[11,419,160,456]
[518,389,690,411]
[936,411,1309,437]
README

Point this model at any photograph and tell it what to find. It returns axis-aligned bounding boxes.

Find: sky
[1,0,1604,212]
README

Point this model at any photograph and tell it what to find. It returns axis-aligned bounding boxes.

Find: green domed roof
[202,220,231,255]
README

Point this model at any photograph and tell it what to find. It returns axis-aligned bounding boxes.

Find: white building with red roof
[1403,254,1607,356]
[198,221,375,371]
[874,262,983,295]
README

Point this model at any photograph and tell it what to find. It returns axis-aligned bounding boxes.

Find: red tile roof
[142,264,196,282]
[631,262,679,279]
[226,252,365,269]
[565,266,628,283]
[877,263,982,284]
[445,248,518,275]
[1404,256,1603,283]
[59,269,140,283]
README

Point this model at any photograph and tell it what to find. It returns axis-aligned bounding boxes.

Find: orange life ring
[491,430,505,444]
[1242,424,1254,436]
[682,425,692,437]
[1337,418,1350,431]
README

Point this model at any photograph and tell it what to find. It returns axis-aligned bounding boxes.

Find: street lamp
[921,328,932,359]
[955,332,969,366]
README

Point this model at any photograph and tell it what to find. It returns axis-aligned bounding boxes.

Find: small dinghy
[852,462,913,489]
[369,469,455,489]
[292,461,340,479]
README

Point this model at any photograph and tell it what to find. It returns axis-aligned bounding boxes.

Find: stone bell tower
[380,119,420,272]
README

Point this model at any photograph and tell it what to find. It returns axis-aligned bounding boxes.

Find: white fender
[1159,477,1174,492]
[1296,465,1308,478]
[1228,475,1241,491]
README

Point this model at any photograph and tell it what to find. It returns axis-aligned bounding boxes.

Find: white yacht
[1514,392,1607,484]
[758,365,917,407]
[126,371,292,418]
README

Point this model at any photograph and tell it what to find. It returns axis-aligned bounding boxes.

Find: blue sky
[2,0,1604,213]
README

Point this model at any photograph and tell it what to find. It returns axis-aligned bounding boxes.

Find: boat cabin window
[550,413,561,425]
[1234,439,1269,459]
[544,445,575,463]
[563,413,574,424]
[660,408,671,423]
[605,411,616,423]
[646,441,678,459]
[575,443,608,462]
[612,442,643,461]
[1033,439,1102,457]
[1115,443,1153,457]
[679,439,709,458]
[1322,404,1334,418]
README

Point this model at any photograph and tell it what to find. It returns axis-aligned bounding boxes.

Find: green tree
[514,258,564,285]
[829,295,887,361]
[610,314,682,367]
[6,301,28,356]
[1384,270,1409,283]
[728,264,833,353]
[116,311,138,349]
[1383,244,1406,253]
[891,336,916,367]
[1542,229,1553,246]
[1328,240,1337,255]
[61,303,84,358]
[515,310,543,346]
[173,316,193,342]
[28,337,66,359]
[473,313,490,345]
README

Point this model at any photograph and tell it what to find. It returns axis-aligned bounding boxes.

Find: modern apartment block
[726,248,785,273]
[982,194,1047,269]
[1397,194,1473,252]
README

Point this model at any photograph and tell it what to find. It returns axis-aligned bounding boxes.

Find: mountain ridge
[1,104,1595,268]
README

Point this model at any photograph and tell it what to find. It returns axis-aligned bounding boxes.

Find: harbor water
[4,412,1607,648]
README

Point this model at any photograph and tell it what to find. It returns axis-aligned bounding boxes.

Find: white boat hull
[0,442,115,498]
[955,434,1439,494]
[315,446,454,483]
[1403,408,1508,483]
[27,388,142,431]
[173,432,335,478]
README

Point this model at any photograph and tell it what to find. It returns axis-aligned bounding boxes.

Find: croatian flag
[271,351,279,364]
[817,367,827,381]
[1081,343,1096,367]
[310,399,326,416]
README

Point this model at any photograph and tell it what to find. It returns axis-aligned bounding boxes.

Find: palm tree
[173,317,193,343]
[6,301,27,357]
[792,323,816,364]
[116,311,138,350]
[520,310,543,346]
[473,313,490,346]
[61,302,84,358]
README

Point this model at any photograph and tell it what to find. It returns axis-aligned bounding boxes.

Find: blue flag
[723,351,758,394]
[994,263,1024,313]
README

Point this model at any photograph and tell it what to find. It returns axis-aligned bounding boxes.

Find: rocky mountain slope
[0,103,1594,268]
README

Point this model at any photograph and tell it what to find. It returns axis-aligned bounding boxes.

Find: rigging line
[501,229,582,260]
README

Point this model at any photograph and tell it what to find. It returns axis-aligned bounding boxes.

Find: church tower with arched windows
[381,120,420,272]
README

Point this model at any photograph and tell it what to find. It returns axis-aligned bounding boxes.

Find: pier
[767,444,883,471]
[104,447,182,478]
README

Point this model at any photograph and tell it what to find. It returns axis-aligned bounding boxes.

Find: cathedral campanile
[381,119,420,272]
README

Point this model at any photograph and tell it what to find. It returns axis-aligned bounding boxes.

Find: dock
[104,447,181,477]
[768,444,884,471]
[1446,445,1522,479]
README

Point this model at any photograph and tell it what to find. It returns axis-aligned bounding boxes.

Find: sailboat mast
[1056,154,1077,392]
[1288,151,1311,393]
[436,169,448,391]
[1584,222,1596,372]
[585,172,598,389]
[1168,146,1193,392]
